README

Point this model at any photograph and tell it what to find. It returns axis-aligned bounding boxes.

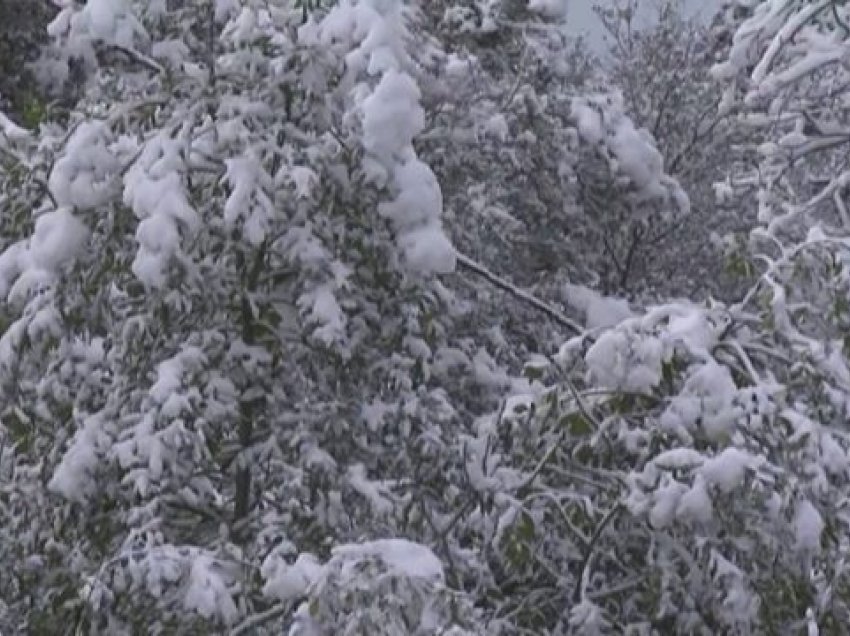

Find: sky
[566,0,724,49]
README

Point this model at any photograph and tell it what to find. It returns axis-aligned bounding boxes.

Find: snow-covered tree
[0,0,477,631]
[10,0,850,634]
[466,1,850,632]
[590,0,758,300]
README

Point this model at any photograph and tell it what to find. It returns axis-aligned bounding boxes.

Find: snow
[483,114,509,142]
[610,122,664,194]
[317,0,408,77]
[262,552,323,601]
[362,70,422,164]
[585,327,664,393]
[48,413,109,503]
[794,499,824,553]
[572,101,603,145]
[677,476,713,524]
[713,178,734,205]
[48,122,118,209]
[564,283,632,329]
[445,53,471,78]
[504,393,535,417]
[653,448,704,470]
[69,0,145,49]
[661,361,739,441]
[29,208,88,270]
[262,539,443,605]
[149,347,206,405]
[571,93,689,214]
[222,155,260,230]
[0,241,28,301]
[397,226,456,274]
[183,554,239,624]
[377,157,455,275]
[0,112,30,143]
[808,608,820,636]
[648,477,688,529]
[297,284,347,346]
[288,166,319,199]
[315,3,455,276]
[699,448,759,494]
[634,446,762,527]
[150,357,185,405]
[123,136,199,287]
[347,463,393,515]
[214,0,239,22]
[380,158,442,227]
[331,538,444,582]
[820,432,849,476]
[528,0,568,19]
[664,307,721,358]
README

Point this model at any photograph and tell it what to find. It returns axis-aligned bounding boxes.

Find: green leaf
[522,364,545,381]
[19,93,47,129]
[561,411,593,436]
[516,512,535,542]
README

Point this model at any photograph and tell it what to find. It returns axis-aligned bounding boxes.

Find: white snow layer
[48,414,110,503]
[183,554,239,624]
[571,92,690,215]
[123,135,199,287]
[311,1,456,275]
[564,283,632,329]
[30,208,90,272]
[585,327,664,393]
[794,499,824,553]
[528,0,569,19]
[331,538,444,582]
[262,538,444,602]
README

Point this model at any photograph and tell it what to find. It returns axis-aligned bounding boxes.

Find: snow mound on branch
[331,539,444,582]
[48,121,117,210]
[585,327,664,393]
[48,413,111,503]
[262,538,444,602]
[261,553,324,601]
[183,554,239,624]
[700,448,762,494]
[528,0,569,19]
[0,112,30,143]
[564,283,632,329]
[0,242,28,300]
[308,1,456,275]
[30,208,89,272]
[627,447,763,528]
[123,135,199,288]
[47,0,146,75]
[362,70,424,162]
[571,92,690,216]
[364,71,455,274]
[794,499,824,554]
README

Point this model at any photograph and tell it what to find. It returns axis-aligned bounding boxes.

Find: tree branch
[573,503,623,603]
[454,251,583,334]
[230,602,290,636]
[96,43,165,75]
